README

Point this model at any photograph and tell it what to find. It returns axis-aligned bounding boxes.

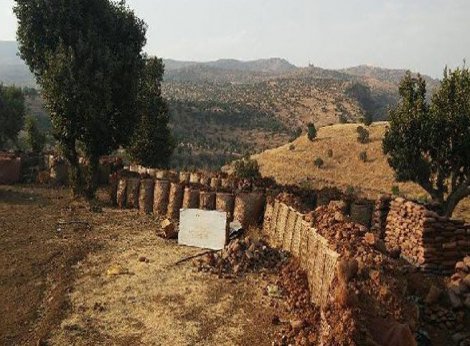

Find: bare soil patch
[0,185,279,346]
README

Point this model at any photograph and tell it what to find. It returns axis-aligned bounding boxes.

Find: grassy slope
[253,122,469,220]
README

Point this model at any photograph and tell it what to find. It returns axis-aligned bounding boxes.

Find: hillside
[0,40,441,170]
[252,122,469,220]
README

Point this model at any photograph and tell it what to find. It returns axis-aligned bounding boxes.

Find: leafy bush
[359,151,367,162]
[327,149,333,158]
[357,126,370,144]
[314,157,324,168]
[307,122,317,141]
[289,144,295,151]
[234,158,261,180]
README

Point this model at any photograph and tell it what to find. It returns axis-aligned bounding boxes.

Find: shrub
[289,144,295,151]
[391,185,400,196]
[307,122,317,141]
[234,158,261,180]
[359,151,367,162]
[314,157,324,168]
[346,185,356,196]
[357,126,370,144]
[339,114,348,124]
[327,149,333,158]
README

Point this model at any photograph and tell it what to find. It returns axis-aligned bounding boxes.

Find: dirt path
[0,186,279,346]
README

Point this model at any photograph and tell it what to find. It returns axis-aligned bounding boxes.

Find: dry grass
[253,122,470,221]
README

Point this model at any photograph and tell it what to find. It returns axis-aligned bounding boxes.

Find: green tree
[25,116,46,153]
[307,122,317,141]
[0,84,25,149]
[129,57,174,168]
[234,158,261,180]
[383,68,470,217]
[15,0,147,198]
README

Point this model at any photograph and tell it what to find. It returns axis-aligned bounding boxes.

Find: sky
[1,0,469,77]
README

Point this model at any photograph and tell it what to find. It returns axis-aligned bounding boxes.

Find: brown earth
[0,185,281,346]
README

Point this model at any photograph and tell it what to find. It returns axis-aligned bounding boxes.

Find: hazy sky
[1,0,469,77]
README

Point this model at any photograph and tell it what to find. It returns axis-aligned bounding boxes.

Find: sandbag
[189,172,200,184]
[126,177,140,209]
[233,192,266,229]
[153,180,170,215]
[167,183,184,220]
[210,177,221,189]
[183,187,200,208]
[200,175,211,187]
[179,171,190,184]
[139,179,155,214]
[199,191,216,210]
[117,178,127,208]
[216,192,235,221]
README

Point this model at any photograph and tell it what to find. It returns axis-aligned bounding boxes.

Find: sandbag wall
[116,174,265,229]
[262,199,340,307]
[385,198,470,274]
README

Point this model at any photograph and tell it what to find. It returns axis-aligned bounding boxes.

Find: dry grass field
[253,122,470,221]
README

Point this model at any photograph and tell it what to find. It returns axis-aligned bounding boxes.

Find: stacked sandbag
[370,195,391,238]
[116,178,127,208]
[233,192,265,229]
[139,179,155,214]
[199,191,216,210]
[216,192,235,221]
[126,177,140,209]
[179,172,190,184]
[447,256,470,310]
[153,180,170,215]
[183,187,200,208]
[385,198,470,274]
[167,183,184,220]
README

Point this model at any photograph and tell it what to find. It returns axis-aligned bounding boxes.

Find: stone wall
[263,200,340,307]
[385,197,470,274]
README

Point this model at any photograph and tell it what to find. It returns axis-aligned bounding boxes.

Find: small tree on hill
[307,122,317,141]
[25,116,46,154]
[0,84,25,149]
[129,57,175,168]
[15,0,147,198]
[383,68,470,217]
[234,158,261,180]
[356,126,370,144]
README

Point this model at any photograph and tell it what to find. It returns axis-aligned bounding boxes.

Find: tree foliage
[233,158,261,180]
[129,57,174,168]
[25,116,46,153]
[15,0,147,197]
[307,122,317,141]
[383,68,470,217]
[0,84,25,149]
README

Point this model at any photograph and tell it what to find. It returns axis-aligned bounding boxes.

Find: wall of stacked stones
[385,197,470,274]
[262,199,340,307]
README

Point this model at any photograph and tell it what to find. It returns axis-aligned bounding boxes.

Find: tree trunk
[63,141,83,198]
[443,182,470,218]
[84,155,100,200]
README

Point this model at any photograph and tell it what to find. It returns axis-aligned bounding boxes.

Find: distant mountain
[341,65,440,89]
[0,41,35,87]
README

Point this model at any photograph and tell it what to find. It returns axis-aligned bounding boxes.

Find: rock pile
[447,256,470,310]
[385,198,470,274]
[194,236,287,276]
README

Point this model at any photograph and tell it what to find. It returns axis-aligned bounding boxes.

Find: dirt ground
[0,185,280,346]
